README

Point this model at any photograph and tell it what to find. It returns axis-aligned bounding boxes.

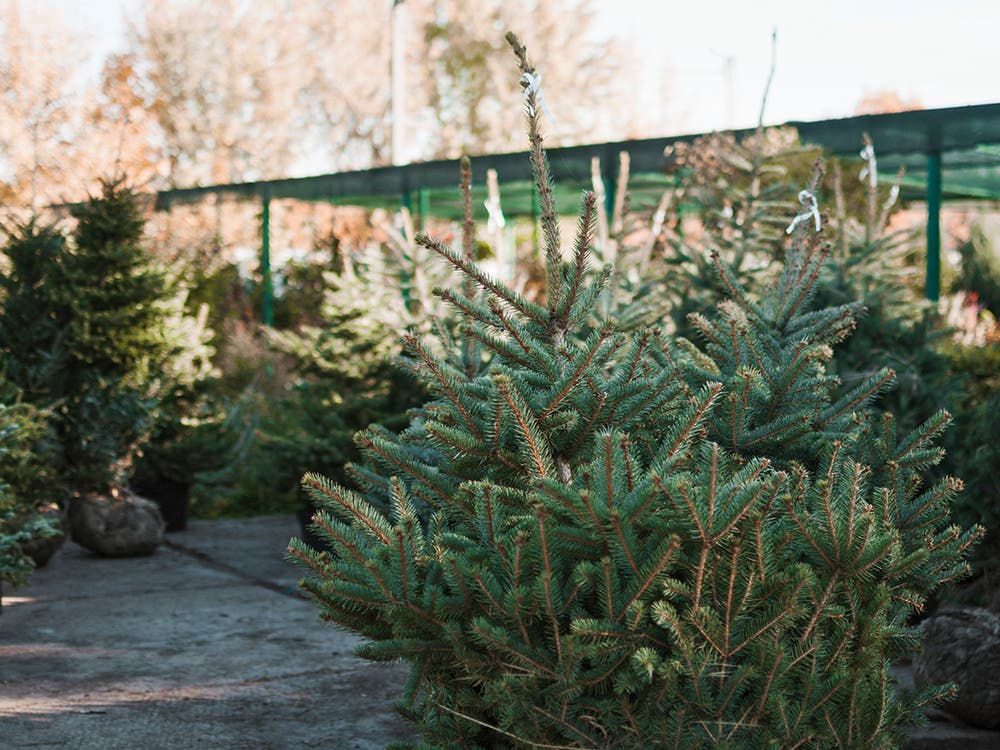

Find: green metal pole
[926,151,942,302]
[261,194,273,326]
[399,189,413,311]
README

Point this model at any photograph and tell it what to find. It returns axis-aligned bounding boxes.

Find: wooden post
[611,151,630,237]
[485,168,509,280]
[591,156,610,258]
[418,187,430,230]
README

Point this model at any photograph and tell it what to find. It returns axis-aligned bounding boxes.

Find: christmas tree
[0,222,70,403]
[201,255,426,517]
[291,35,980,749]
[657,128,1000,582]
[0,179,213,494]
[0,396,58,600]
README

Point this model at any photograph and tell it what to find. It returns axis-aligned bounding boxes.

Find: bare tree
[413,0,639,158]
[0,1,89,212]
[77,53,166,191]
[127,0,650,183]
[293,0,395,169]
[130,0,310,186]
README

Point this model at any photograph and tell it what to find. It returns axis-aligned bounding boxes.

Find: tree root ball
[69,489,165,557]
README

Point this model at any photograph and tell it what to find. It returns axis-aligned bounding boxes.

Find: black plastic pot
[134,478,190,532]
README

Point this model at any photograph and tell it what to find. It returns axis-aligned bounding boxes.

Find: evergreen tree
[0,222,69,402]
[193,262,424,516]
[655,127,821,338]
[60,180,173,491]
[0,179,213,493]
[291,36,980,749]
[266,264,423,482]
[0,396,58,597]
[63,180,170,382]
[657,129,1000,573]
[812,145,950,434]
[656,130,950,433]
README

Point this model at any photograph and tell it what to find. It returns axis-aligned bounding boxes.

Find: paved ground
[1,515,997,749]
[0,516,414,750]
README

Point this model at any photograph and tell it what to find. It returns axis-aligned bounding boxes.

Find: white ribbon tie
[785,189,821,234]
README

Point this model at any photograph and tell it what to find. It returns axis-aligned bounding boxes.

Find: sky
[36,0,1000,137]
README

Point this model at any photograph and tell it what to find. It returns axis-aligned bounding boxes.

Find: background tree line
[0,0,662,213]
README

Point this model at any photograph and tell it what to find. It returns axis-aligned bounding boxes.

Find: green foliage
[185,262,256,347]
[0,179,214,494]
[938,342,1000,532]
[292,37,979,749]
[159,393,260,516]
[0,378,64,512]
[954,223,1000,316]
[268,258,331,330]
[0,222,67,401]
[191,265,425,517]
[264,269,424,487]
[0,398,58,588]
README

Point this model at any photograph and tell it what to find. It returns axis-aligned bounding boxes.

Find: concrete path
[0,515,414,750]
[1,515,998,749]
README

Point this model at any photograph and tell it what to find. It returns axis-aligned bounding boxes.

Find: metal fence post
[261,192,273,326]
[926,151,942,302]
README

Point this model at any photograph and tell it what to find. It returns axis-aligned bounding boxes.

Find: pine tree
[291,35,980,749]
[655,127,821,338]
[0,395,58,598]
[0,179,213,493]
[200,261,425,515]
[0,222,69,402]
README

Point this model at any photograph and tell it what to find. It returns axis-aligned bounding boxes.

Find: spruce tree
[267,264,423,480]
[291,35,980,749]
[63,180,171,383]
[57,180,167,490]
[0,223,68,402]
[199,262,424,515]
[0,179,213,493]
[0,396,58,598]
[654,127,820,338]
[659,130,999,565]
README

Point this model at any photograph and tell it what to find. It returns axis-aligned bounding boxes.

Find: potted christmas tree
[291,35,981,748]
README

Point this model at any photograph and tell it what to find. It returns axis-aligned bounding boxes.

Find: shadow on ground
[2,515,998,749]
[0,516,414,750]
